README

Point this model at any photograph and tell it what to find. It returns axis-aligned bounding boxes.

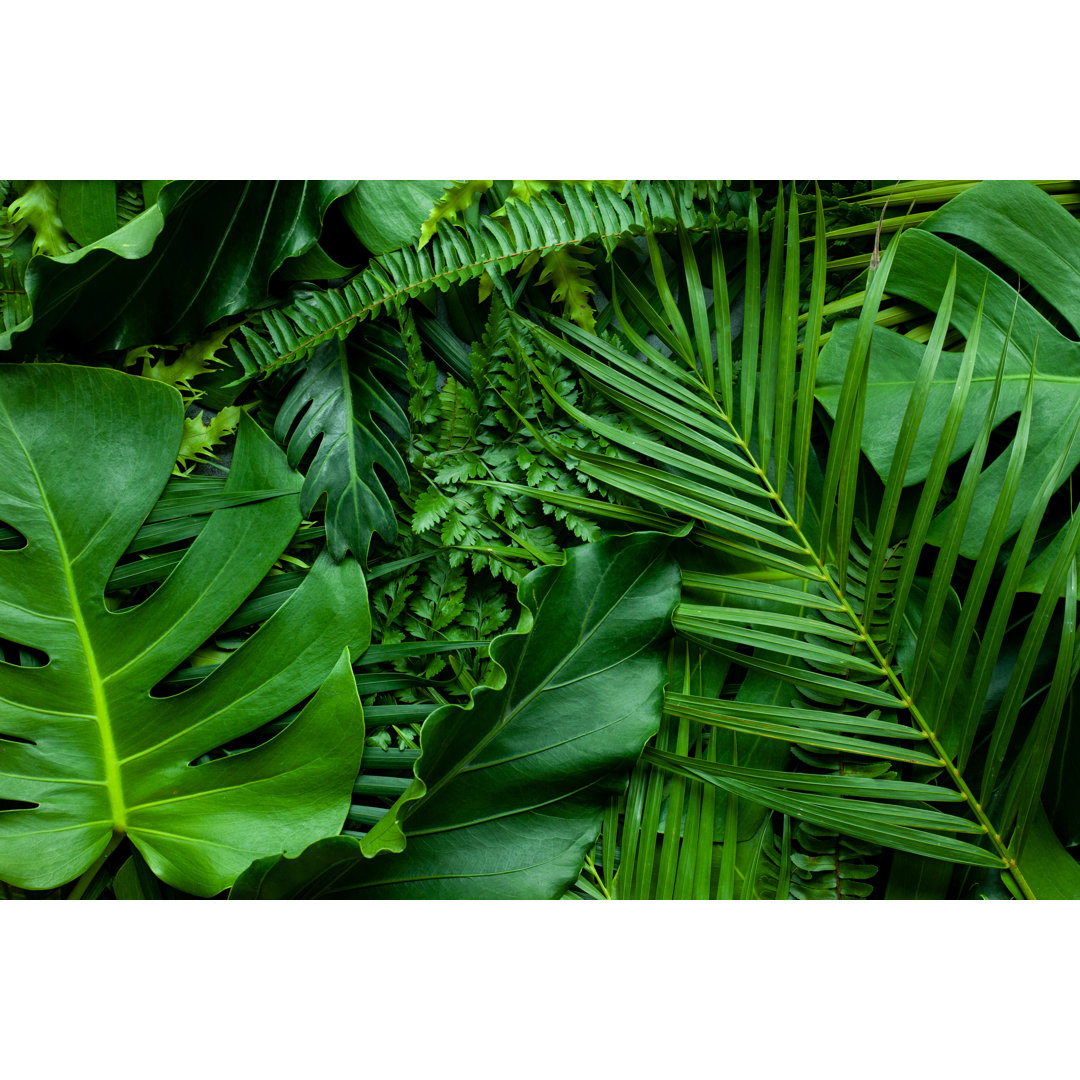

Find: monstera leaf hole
[924,230,1075,339]
[0,726,37,809]
[187,700,309,767]
[0,638,48,668]
[0,521,28,551]
[0,729,36,812]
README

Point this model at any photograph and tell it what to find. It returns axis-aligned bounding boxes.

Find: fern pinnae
[236,183,734,380]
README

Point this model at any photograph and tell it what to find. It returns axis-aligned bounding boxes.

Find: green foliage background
[3,178,1080,900]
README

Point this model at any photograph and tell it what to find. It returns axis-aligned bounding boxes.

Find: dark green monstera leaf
[0,364,369,896]
[231,532,679,899]
[274,338,409,562]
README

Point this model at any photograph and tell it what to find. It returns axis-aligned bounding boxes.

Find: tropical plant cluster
[2,177,1080,900]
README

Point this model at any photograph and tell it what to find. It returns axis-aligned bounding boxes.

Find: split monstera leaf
[0,365,369,897]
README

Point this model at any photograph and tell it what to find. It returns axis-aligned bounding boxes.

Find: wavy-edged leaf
[0,365,370,896]
[230,532,679,899]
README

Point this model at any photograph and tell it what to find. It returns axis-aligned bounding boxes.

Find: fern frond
[758,819,881,899]
[116,183,146,225]
[232,182,737,381]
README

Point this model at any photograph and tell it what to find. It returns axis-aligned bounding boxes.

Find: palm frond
[515,186,1080,898]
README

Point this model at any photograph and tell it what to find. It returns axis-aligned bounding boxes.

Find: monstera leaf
[2,181,354,353]
[0,365,369,896]
[817,180,1080,559]
[231,532,679,898]
[274,337,409,561]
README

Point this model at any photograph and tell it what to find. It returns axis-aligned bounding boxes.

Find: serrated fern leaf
[7,181,74,256]
[175,406,243,474]
[418,181,494,248]
[126,323,241,398]
[274,337,409,562]
[538,246,597,332]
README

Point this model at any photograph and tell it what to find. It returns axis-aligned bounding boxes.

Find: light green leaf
[57,181,118,246]
[0,365,370,896]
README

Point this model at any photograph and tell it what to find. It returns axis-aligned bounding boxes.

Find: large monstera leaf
[1,181,353,354]
[0,365,369,896]
[817,180,1080,560]
[231,532,679,899]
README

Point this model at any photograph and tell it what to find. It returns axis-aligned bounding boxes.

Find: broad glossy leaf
[56,181,118,246]
[883,851,954,899]
[0,365,369,896]
[816,181,1080,557]
[3,181,354,353]
[1018,804,1080,900]
[230,532,679,899]
[342,180,450,255]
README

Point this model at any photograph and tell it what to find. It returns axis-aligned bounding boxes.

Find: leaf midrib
[844,372,1080,390]
[701,388,1028,890]
[2,409,127,832]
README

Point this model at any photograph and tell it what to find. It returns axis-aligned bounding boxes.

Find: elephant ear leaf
[0,365,370,897]
[274,338,409,562]
[231,532,680,899]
